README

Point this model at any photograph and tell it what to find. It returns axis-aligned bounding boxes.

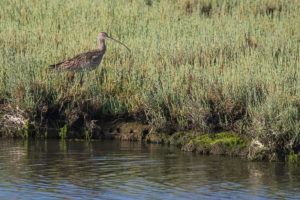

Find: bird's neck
[97,39,106,51]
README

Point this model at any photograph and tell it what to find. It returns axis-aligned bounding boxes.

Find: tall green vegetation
[0,0,299,154]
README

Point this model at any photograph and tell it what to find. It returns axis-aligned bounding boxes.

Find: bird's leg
[79,72,84,86]
[86,71,90,86]
[86,71,89,79]
[99,67,106,84]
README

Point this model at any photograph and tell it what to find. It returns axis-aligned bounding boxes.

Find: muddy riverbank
[1,104,298,162]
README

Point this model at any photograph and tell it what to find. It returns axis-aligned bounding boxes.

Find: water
[0,140,299,200]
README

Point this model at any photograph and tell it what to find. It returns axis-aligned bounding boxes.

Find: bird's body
[48,49,105,72]
[49,32,129,73]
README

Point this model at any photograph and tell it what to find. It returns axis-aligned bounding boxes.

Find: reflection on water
[0,140,299,199]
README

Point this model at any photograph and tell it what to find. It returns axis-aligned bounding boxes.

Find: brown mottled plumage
[49,32,130,72]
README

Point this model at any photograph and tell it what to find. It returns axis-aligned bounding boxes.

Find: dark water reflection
[0,140,299,199]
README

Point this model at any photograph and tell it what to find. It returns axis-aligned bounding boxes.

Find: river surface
[0,140,299,200]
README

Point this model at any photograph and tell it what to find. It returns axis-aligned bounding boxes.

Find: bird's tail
[48,64,56,69]
[48,60,64,70]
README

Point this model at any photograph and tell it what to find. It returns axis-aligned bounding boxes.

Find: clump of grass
[183,0,199,15]
[200,2,212,16]
[263,1,283,17]
[144,0,153,7]
[59,125,67,140]
[84,130,92,141]
[244,34,258,48]
[253,0,284,18]
[23,122,29,139]
[289,151,299,163]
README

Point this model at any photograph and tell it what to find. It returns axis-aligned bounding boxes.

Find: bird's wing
[48,50,101,72]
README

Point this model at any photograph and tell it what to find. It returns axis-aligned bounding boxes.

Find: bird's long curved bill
[105,36,131,51]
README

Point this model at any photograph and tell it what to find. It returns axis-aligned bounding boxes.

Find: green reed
[0,0,299,153]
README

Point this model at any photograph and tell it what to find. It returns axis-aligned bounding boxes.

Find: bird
[49,32,130,85]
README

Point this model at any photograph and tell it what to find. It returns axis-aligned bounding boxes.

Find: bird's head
[97,32,130,51]
[98,32,109,39]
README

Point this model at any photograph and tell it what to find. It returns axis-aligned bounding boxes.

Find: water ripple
[0,140,300,199]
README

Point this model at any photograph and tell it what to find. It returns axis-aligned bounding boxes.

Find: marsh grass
[0,0,299,154]
[59,125,67,140]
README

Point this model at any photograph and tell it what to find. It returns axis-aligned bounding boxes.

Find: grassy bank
[0,0,299,160]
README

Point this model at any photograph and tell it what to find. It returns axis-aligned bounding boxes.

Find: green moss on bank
[191,132,248,147]
[289,151,299,163]
[183,132,250,156]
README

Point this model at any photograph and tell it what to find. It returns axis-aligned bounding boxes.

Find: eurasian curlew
[49,32,130,84]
